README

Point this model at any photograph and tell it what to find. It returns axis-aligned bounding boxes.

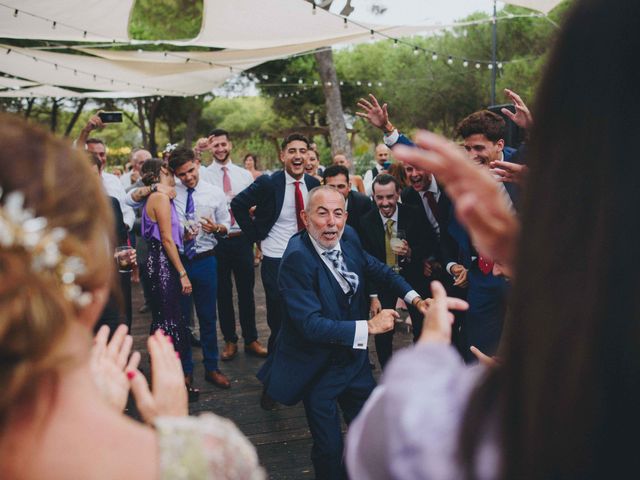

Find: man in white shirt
[362,144,391,196]
[120,148,151,189]
[77,114,136,231]
[199,129,267,361]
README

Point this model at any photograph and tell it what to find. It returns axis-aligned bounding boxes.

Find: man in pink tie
[200,129,268,360]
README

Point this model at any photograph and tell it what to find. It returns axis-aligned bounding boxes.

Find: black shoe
[185,375,200,403]
[138,303,150,314]
[260,389,278,411]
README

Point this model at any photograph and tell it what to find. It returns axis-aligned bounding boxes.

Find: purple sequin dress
[142,199,189,368]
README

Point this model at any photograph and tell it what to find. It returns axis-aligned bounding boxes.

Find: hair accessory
[163,143,178,154]
[0,188,93,308]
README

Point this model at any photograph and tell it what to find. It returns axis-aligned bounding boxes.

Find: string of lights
[2,46,193,96]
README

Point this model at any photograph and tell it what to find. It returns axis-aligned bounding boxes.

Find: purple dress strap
[142,198,183,248]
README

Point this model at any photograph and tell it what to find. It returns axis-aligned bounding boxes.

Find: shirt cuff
[404,290,420,305]
[369,294,378,298]
[353,320,369,350]
[383,129,399,147]
[446,262,457,276]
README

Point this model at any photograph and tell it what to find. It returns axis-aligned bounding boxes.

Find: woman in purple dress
[140,159,196,398]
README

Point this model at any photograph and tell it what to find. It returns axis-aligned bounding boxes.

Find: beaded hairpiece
[0,188,92,308]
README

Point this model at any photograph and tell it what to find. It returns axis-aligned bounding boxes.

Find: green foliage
[129,0,203,40]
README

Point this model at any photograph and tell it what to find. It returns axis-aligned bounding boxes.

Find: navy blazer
[231,170,321,243]
[358,203,436,297]
[257,226,413,405]
[346,189,373,235]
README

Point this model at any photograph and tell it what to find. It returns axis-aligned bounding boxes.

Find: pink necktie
[222,166,235,226]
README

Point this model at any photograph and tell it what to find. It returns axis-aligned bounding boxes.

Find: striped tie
[323,249,359,296]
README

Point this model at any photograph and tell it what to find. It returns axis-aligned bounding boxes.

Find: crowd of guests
[2,0,639,478]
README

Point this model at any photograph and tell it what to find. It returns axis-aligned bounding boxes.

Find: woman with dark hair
[140,159,196,398]
[243,153,263,179]
[347,0,640,478]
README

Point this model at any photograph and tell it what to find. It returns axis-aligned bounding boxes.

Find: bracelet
[383,122,395,134]
[179,270,187,278]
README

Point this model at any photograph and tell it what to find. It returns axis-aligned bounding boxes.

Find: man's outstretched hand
[356,94,392,132]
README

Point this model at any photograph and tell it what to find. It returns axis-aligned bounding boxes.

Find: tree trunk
[136,98,149,149]
[64,98,88,137]
[314,49,352,159]
[184,106,200,146]
[24,98,35,119]
[50,98,59,133]
[146,98,160,158]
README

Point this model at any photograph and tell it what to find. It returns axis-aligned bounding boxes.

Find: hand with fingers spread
[501,89,533,130]
[356,94,394,132]
[90,324,140,412]
[418,281,469,344]
[490,160,529,186]
[393,131,519,269]
[127,330,188,425]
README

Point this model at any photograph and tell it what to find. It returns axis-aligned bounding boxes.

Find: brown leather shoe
[245,340,268,358]
[204,369,231,389]
[221,341,238,361]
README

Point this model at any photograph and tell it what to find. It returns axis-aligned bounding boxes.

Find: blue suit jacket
[257,226,414,405]
[230,170,321,243]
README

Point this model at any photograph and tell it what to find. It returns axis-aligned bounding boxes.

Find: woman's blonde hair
[0,113,114,425]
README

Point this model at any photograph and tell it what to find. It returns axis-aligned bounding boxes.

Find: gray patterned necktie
[323,249,359,296]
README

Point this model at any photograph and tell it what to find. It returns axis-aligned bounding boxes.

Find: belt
[181,249,216,262]
[226,231,244,239]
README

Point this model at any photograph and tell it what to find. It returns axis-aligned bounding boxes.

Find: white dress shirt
[363,164,386,197]
[120,170,134,189]
[308,234,369,350]
[201,160,254,234]
[173,180,230,254]
[102,172,135,230]
[261,171,308,259]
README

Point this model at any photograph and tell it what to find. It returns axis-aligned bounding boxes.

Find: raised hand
[356,94,391,131]
[90,324,140,412]
[128,330,188,424]
[501,89,533,130]
[393,131,519,269]
[418,281,468,344]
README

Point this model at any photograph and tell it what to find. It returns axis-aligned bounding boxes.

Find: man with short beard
[258,186,429,479]
[200,129,267,361]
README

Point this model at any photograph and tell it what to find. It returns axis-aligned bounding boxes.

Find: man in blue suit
[231,133,321,356]
[258,186,428,479]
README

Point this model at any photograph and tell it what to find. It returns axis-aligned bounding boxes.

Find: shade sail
[0,0,133,42]
[0,84,83,97]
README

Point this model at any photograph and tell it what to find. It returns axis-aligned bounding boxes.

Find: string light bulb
[13,9,18,17]
[413,47,419,55]
[344,18,348,28]
[52,21,57,30]
[393,39,398,48]
[370,29,375,40]
[475,63,481,69]
[488,63,494,70]
[447,56,453,65]
[463,60,469,67]
[312,3,316,15]
[431,52,438,61]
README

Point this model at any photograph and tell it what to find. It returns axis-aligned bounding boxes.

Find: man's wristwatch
[150,183,158,193]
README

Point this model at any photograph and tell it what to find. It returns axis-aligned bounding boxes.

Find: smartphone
[383,161,391,170]
[98,111,123,123]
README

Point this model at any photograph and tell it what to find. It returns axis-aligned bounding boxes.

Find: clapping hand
[90,324,140,412]
[128,330,188,424]
[418,281,468,344]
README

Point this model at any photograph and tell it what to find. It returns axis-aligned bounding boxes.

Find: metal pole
[491,0,497,105]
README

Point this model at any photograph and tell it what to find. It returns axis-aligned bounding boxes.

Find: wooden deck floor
[128,263,413,479]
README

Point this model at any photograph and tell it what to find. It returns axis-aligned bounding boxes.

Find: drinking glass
[389,229,406,273]
[115,246,135,273]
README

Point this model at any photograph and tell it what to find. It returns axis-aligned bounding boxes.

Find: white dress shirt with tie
[201,160,254,235]
[261,172,308,259]
[173,180,231,254]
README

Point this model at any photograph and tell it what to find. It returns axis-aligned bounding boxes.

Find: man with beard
[200,129,267,361]
[258,186,428,479]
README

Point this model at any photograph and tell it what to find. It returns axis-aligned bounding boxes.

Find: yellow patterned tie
[385,218,395,266]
